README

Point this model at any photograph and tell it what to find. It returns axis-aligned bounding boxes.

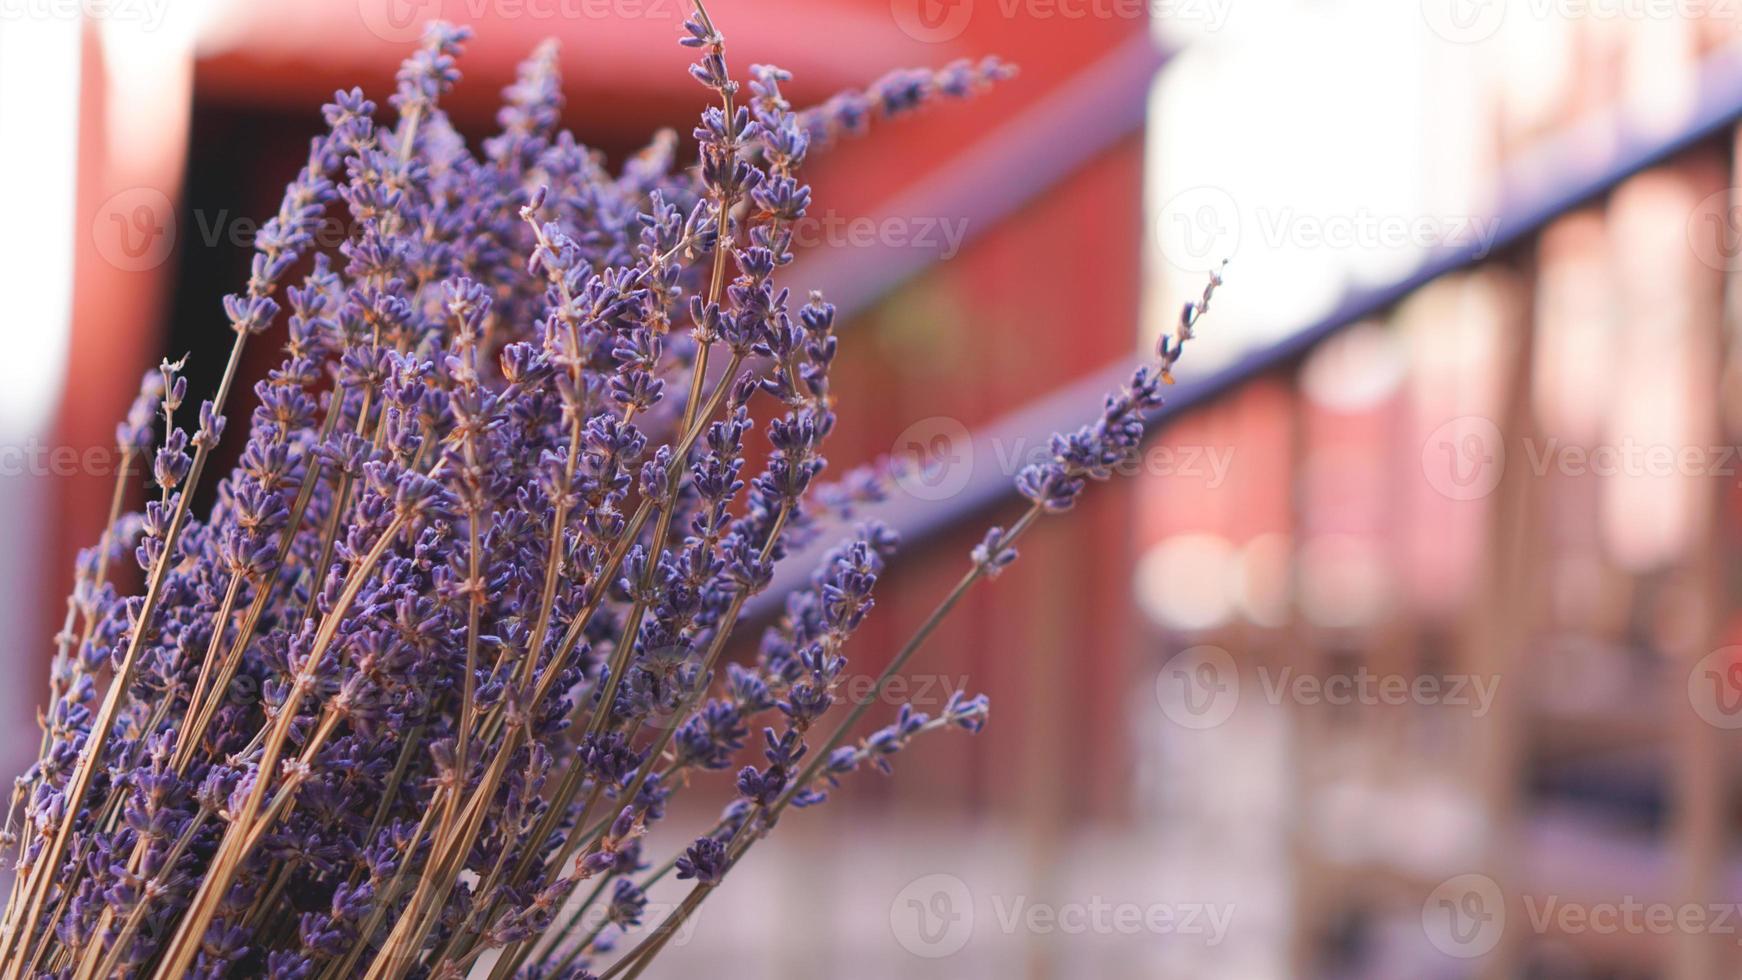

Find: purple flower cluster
[0,8,1217,979]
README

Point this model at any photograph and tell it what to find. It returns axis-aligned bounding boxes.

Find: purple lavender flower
[673,837,727,885]
[0,11,1222,980]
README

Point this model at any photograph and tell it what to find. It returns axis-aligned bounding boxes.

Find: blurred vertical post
[1466,266,1535,980]
[0,11,82,786]
[1666,152,1736,980]
[1281,377,1327,978]
[45,4,199,734]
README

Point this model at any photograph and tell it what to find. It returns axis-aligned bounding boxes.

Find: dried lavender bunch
[0,6,1218,978]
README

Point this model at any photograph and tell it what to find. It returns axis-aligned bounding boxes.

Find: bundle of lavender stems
[0,6,1221,978]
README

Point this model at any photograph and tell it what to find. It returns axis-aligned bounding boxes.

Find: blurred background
[5,0,1742,977]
